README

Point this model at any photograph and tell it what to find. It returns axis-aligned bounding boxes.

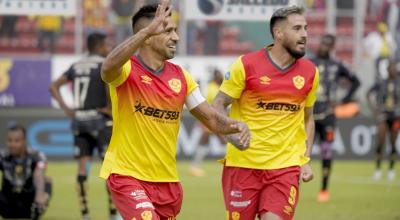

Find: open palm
[146,0,172,36]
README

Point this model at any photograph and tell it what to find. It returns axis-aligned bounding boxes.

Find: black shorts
[315,114,336,142]
[381,112,400,130]
[73,125,112,159]
[0,180,52,218]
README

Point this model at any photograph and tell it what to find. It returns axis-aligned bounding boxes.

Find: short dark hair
[270,5,305,39]
[87,32,106,53]
[8,124,26,138]
[321,34,336,45]
[131,4,171,34]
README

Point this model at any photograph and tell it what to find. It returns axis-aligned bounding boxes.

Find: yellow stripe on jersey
[108,61,131,87]
[220,56,245,99]
[305,68,319,107]
[182,68,198,96]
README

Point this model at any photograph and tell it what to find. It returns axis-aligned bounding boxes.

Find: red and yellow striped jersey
[100,56,198,182]
[220,47,319,169]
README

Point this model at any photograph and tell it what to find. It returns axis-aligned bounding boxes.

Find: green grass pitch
[11,160,400,220]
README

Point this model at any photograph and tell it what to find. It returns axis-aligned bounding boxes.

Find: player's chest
[245,70,311,97]
[127,71,186,99]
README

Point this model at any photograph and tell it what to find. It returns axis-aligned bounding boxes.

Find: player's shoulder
[165,60,186,76]
[27,148,47,162]
[296,57,318,75]
[241,49,265,65]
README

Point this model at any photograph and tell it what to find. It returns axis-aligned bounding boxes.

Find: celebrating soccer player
[213,6,318,220]
[99,1,250,219]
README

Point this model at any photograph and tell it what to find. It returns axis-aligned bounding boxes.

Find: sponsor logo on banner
[0,58,52,107]
[0,0,76,16]
[186,0,299,21]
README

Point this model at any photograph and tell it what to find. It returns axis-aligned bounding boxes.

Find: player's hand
[34,192,48,211]
[143,0,173,36]
[229,122,250,150]
[301,163,314,182]
[97,107,111,117]
[64,108,75,119]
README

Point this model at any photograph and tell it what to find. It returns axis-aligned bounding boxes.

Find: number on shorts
[288,186,297,205]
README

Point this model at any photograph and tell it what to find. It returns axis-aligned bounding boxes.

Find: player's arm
[212,92,248,150]
[338,63,360,103]
[302,106,315,183]
[33,153,48,209]
[187,89,250,149]
[49,74,74,118]
[101,0,172,83]
[301,68,319,182]
[366,84,380,115]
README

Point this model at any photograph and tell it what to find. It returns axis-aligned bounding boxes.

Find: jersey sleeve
[219,56,246,99]
[181,68,199,96]
[63,66,74,81]
[34,151,47,170]
[305,67,320,107]
[108,61,131,87]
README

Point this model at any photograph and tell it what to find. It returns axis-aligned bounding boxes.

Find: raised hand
[144,0,173,36]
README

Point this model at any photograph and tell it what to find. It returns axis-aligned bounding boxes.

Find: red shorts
[222,166,301,220]
[106,174,183,220]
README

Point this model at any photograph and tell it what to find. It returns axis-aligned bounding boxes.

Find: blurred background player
[49,33,119,220]
[311,34,360,202]
[189,68,224,177]
[367,59,400,181]
[0,124,52,220]
[99,1,250,219]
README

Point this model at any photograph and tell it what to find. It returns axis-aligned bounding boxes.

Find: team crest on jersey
[232,211,240,220]
[168,78,181,93]
[292,75,305,89]
[141,75,152,84]
[141,210,152,220]
[259,76,271,85]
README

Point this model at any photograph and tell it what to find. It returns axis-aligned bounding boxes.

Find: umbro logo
[260,76,271,85]
[141,75,152,84]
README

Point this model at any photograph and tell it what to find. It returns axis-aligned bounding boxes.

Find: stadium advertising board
[0,109,398,159]
[185,0,299,21]
[0,0,76,16]
[0,58,52,107]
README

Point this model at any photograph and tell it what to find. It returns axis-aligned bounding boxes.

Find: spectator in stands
[364,22,397,80]
[0,124,52,220]
[111,0,142,44]
[0,15,18,41]
[36,15,63,53]
[83,0,109,36]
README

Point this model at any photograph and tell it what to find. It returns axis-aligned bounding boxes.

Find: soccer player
[99,1,250,220]
[367,60,400,181]
[0,124,52,220]
[50,33,119,220]
[311,34,360,202]
[212,6,318,220]
[189,68,225,177]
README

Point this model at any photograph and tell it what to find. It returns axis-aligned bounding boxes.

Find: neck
[269,43,296,69]
[138,49,165,71]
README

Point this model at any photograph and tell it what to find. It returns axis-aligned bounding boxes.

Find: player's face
[98,40,110,58]
[388,62,397,79]
[281,14,307,59]
[151,17,179,60]
[318,41,334,58]
[6,130,27,157]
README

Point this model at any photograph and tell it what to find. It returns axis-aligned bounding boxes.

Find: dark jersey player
[311,34,360,202]
[0,124,52,220]
[367,60,400,181]
[50,33,119,220]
